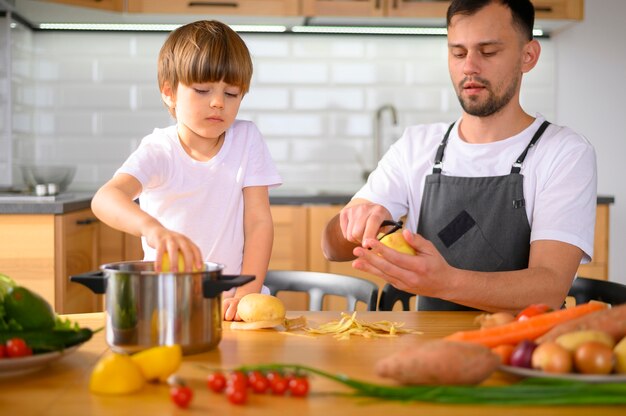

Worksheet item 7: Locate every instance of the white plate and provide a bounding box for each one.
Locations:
[0,345,80,378]
[499,365,626,383]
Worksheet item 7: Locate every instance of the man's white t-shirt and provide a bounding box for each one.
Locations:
[117,119,282,274]
[354,114,597,263]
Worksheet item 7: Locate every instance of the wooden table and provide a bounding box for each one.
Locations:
[1,311,624,415]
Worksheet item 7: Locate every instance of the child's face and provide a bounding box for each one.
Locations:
[167,81,243,142]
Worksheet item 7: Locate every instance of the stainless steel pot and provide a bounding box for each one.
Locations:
[71,261,254,355]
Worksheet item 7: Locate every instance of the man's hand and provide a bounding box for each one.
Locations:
[339,201,393,245]
[352,229,453,299]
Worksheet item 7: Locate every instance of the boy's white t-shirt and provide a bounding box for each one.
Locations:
[117,119,282,274]
[354,114,597,263]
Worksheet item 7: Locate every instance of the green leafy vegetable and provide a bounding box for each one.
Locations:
[228,363,626,405]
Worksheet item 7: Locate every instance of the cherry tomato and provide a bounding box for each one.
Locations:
[516,304,552,321]
[226,385,248,405]
[228,370,248,389]
[207,371,227,393]
[0,344,6,359]
[574,341,615,374]
[269,374,289,395]
[248,371,269,394]
[288,376,310,397]
[170,385,193,409]
[6,338,32,358]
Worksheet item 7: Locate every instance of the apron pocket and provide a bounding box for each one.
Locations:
[439,214,504,271]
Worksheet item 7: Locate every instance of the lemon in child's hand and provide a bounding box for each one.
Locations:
[379,231,416,255]
[89,353,145,395]
[160,252,200,272]
[131,344,183,382]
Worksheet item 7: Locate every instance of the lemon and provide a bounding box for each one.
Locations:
[131,344,183,382]
[160,252,201,272]
[89,353,145,395]
[379,231,416,255]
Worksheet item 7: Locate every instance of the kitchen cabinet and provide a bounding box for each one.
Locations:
[126,0,299,16]
[38,0,125,12]
[302,0,584,20]
[576,203,610,281]
[0,208,140,314]
[268,205,308,271]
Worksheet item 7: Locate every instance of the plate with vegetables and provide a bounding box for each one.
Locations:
[498,365,626,383]
[0,272,94,377]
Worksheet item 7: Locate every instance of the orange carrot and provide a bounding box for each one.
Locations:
[445,302,608,348]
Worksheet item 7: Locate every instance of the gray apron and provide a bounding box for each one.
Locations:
[416,121,550,311]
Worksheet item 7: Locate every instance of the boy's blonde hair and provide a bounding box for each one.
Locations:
[157,20,253,117]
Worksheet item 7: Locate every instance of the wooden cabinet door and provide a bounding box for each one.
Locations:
[532,0,584,20]
[127,0,299,15]
[54,208,103,314]
[577,204,609,280]
[0,214,56,309]
[269,206,308,270]
[40,0,124,12]
[302,0,385,17]
[386,0,450,18]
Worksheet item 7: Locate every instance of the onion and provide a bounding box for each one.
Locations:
[510,340,538,368]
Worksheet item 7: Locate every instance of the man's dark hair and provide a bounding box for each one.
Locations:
[446,0,535,41]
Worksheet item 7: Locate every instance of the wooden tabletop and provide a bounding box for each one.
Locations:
[1,311,624,415]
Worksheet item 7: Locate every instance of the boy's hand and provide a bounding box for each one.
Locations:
[222,297,242,321]
[144,226,203,272]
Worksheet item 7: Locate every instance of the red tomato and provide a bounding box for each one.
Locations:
[170,385,193,409]
[269,374,289,395]
[228,371,248,389]
[516,304,552,321]
[207,371,227,393]
[6,338,32,358]
[288,376,310,397]
[0,344,6,359]
[226,385,248,405]
[248,371,269,394]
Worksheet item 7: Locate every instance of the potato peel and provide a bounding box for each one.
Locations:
[305,312,422,340]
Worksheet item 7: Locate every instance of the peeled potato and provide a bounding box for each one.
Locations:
[232,294,286,329]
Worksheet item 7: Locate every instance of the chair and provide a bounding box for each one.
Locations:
[567,276,626,306]
[378,283,415,311]
[264,270,379,311]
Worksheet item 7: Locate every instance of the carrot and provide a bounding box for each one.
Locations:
[445,302,608,348]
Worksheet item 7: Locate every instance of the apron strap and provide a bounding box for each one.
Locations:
[433,122,456,174]
[511,120,550,174]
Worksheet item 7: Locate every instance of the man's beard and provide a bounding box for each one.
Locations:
[456,74,519,117]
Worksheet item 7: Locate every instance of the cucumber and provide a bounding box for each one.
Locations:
[0,328,93,353]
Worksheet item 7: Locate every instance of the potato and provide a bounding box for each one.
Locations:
[614,336,626,374]
[538,304,626,344]
[531,342,573,374]
[375,339,500,385]
[236,293,285,326]
[555,330,615,352]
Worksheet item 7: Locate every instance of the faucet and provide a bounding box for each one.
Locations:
[371,104,398,172]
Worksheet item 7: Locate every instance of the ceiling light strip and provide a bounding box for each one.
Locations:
[35,23,544,37]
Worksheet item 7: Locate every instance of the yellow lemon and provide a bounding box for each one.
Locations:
[131,344,183,382]
[379,231,416,255]
[89,353,145,395]
[160,252,200,272]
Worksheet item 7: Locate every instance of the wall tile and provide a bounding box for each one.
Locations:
[256,62,328,84]
[292,88,364,110]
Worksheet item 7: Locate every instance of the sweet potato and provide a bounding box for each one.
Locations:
[375,339,500,385]
[537,304,626,344]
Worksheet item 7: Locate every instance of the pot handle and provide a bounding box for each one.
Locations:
[202,274,255,299]
[70,271,107,294]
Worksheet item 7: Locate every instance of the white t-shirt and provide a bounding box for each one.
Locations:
[354,114,597,263]
[117,120,283,273]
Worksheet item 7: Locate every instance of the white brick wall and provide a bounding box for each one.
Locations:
[1,25,556,194]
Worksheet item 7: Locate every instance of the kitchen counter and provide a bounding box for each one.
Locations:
[0,192,614,214]
[1,311,624,415]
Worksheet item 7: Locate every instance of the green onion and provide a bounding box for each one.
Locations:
[232,363,626,405]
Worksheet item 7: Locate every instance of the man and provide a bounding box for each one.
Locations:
[321,0,597,313]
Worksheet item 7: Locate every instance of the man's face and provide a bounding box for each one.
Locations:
[447,2,529,117]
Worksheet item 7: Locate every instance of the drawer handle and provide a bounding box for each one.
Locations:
[535,6,554,13]
[188,1,239,7]
[76,217,99,225]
